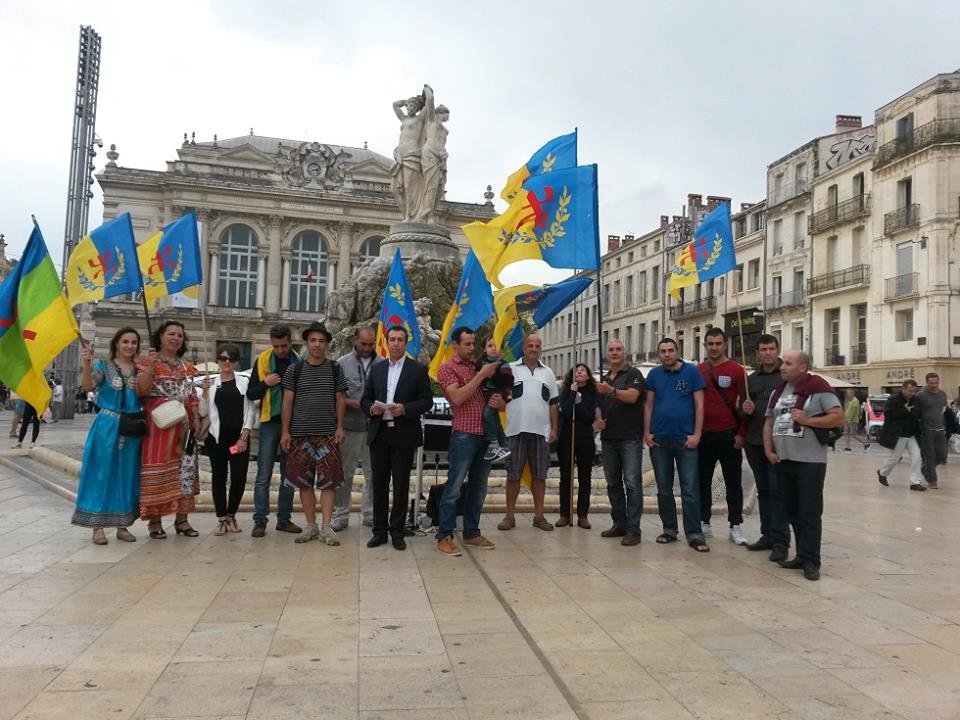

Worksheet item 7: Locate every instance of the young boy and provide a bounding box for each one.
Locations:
[479,338,513,461]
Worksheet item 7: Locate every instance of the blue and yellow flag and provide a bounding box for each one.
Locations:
[376,250,422,359]
[137,213,203,310]
[501,131,578,202]
[428,251,494,380]
[0,222,79,413]
[493,277,593,360]
[65,213,143,307]
[466,164,600,287]
[667,202,736,300]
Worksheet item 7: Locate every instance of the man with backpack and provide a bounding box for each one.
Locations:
[280,321,348,546]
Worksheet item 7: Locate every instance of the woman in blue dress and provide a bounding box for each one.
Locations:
[71,327,144,544]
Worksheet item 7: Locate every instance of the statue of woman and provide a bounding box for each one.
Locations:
[391,90,427,223]
[418,85,449,223]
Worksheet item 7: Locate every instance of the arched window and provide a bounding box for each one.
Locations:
[358,235,383,264]
[289,230,329,312]
[218,224,259,308]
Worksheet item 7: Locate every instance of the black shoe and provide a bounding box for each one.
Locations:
[877,471,889,486]
[910,484,927,491]
[803,564,821,581]
[601,525,627,538]
[276,521,303,534]
[746,538,773,551]
[251,523,266,538]
[927,480,939,489]
[620,530,642,546]
[392,536,407,550]
[769,546,788,563]
[366,535,388,548]
[778,557,805,569]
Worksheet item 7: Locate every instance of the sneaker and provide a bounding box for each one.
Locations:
[843,447,852,452]
[213,517,228,536]
[251,523,266,538]
[483,446,498,461]
[910,484,927,492]
[601,525,626,538]
[463,535,495,549]
[532,517,554,531]
[494,445,512,460]
[12,442,21,449]
[276,520,303,534]
[701,522,713,538]
[295,525,320,543]
[877,470,889,486]
[729,525,748,546]
[320,527,341,546]
[497,516,516,531]
[227,515,241,533]
[362,516,374,527]
[436,537,462,557]
[330,518,348,532]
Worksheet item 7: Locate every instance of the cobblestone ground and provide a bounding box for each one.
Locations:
[1,412,959,719]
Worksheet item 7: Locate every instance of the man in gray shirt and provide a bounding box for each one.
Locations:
[333,326,384,529]
[763,350,843,581]
[915,372,948,489]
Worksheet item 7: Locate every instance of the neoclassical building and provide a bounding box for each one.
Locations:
[92,133,493,366]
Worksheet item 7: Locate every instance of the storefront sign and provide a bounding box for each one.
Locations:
[885,368,915,382]
[835,370,861,383]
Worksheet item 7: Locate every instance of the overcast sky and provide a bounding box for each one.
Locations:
[2,0,959,286]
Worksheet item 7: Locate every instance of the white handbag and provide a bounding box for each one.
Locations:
[151,400,187,429]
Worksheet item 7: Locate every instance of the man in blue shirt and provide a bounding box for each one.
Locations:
[643,337,709,552]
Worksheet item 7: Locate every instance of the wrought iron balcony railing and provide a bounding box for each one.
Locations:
[884,204,920,235]
[764,289,806,311]
[668,295,716,319]
[808,194,870,234]
[849,345,867,365]
[808,264,870,295]
[874,118,960,168]
[824,349,845,366]
[884,272,919,301]
[768,178,810,207]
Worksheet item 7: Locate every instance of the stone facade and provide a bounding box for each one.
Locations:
[92,133,493,365]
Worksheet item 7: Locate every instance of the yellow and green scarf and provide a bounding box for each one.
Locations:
[257,347,300,422]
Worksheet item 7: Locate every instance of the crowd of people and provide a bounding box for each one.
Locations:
[9,318,954,582]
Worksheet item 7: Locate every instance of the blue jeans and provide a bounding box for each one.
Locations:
[651,438,703,542]
[436,431,491,541]
[601,439,643,532]
[253,420,295,525]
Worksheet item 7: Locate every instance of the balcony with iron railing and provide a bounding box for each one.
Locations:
[824,348,844,366]
[874,118,960,168]
[808,264,870,296]
[768,178,810,207]
[764,289,806,311]
[849,345,867,365]
[884,204,919,235]
[668,295,716,319]
[884,272,919,301]
[808,194,870,234]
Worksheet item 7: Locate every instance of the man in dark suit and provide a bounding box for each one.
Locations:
[361,325,433,550]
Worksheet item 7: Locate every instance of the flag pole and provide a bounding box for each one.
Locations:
[733,290,751,401]
[569,268,580,523]
[139,292,153,339]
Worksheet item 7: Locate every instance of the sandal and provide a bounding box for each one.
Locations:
[656,533,677,544]
[689,540,710,553]
[174,520,199,537]
[148,521,167,540]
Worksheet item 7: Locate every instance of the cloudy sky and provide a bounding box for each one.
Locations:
[2,0,959,284]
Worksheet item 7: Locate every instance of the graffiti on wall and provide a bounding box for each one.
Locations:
[819,130,876,173]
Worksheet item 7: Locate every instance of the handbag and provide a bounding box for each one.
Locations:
[152,400,187,430]
[115,362,147,437]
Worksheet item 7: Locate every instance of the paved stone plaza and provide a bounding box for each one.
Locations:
[0,419,959,720]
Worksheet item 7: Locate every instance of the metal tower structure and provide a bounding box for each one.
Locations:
[57,25,102,420]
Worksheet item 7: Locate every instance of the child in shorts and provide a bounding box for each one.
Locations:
[479,338,513,461]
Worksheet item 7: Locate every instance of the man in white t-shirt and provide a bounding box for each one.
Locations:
[498,334,559,532]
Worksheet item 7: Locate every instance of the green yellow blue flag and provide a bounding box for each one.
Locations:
[493,277,593,360]
[376,250,421,359]
[64,213,143,307]
[668,202,736,300]
[501,131,578,202]
[428,251,494,380]
[137,213,202,309]
[466,164,600,286]
[0,222,80,413]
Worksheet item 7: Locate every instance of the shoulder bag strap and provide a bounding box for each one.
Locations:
[705,363,741,421]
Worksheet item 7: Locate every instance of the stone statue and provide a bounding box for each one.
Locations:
[391,84,448,223]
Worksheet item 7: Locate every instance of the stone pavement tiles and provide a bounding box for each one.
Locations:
[0,447,958,719]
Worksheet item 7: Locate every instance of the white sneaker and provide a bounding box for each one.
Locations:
[701,522,713,538]
[320,527,341,546]
[12,442,21,449]
[483,446,498,461]
[213,518,228,536]
[295,525,320,543]
[729,525,748,546]
[330,518,348,532]
[495,445,512,460]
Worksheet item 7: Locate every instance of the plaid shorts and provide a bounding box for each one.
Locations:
[505,432,551,482]
[284,435,344,491]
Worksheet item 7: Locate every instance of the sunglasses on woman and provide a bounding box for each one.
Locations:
[218,356,238,362]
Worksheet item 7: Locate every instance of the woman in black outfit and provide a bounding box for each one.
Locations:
[557,363,603,529]
[13,402,41,448]
[199,344,257,535]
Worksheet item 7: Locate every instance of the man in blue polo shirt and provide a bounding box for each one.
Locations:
[643,337,709,552]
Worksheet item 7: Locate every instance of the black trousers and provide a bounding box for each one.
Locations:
[776,460,825,567]
[744,443,789,548]
[369,428,416,539]
[18,404,40,444]
[557,430,594,517]
[205,427,250,517]
[698,429,743,526]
